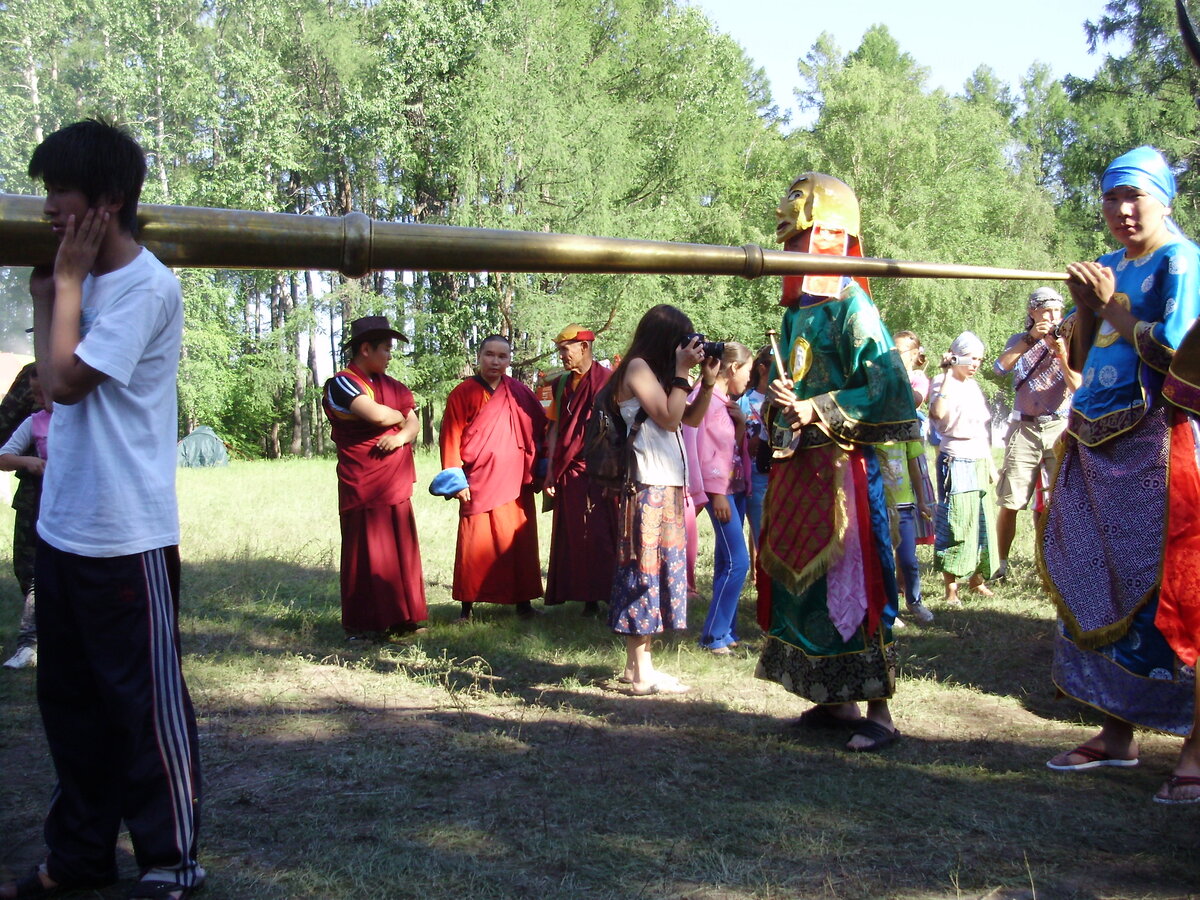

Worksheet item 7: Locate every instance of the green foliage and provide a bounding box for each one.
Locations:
[791,28,1064,371]
[5,0,1200,444]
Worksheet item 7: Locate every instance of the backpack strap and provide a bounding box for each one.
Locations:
[617,405,653,556]
[621,406,650,493]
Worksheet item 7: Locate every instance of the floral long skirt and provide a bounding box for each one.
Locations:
[609,484,688,636]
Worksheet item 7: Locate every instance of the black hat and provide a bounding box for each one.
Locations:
[343,315,408,348]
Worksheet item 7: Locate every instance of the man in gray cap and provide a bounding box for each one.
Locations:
[992,286,1081,578]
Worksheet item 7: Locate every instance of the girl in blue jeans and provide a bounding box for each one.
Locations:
[691,342,752,654]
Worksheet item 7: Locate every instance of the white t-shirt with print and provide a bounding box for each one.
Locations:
[38,248,183,557]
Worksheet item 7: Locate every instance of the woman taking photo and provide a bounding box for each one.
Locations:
[1041,147,1200,804]
[928,331,998,606]
[609,304,717,695]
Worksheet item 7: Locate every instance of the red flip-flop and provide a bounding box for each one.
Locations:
[1046,744,1139,771]
[1153,774,1200,805]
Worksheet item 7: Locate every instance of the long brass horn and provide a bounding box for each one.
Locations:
[1,193,1068,282]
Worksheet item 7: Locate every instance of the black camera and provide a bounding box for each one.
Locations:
[681,333,725,360]
[1051,323,1064,340]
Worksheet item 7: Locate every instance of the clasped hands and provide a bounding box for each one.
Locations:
[767,375,814,430]
[1065,260,1117,316]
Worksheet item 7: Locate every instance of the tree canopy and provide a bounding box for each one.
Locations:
[1,0,1196,451]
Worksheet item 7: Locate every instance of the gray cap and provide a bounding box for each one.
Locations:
[1028,286,1064,308]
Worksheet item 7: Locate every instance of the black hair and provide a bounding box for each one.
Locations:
[477,334,512,354]
[28,118,146,236]
[349,336,393,361]
[610,304,694,392]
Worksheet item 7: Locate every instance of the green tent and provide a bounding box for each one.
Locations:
[177,426,229,468]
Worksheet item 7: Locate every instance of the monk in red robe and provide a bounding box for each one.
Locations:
[323,316,427,636]
[543,324,617,615]
[440,335,547,621]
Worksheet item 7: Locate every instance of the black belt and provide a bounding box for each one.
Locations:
[1018,413,1063,424]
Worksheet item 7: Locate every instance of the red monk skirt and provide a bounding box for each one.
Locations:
[544,468,618,606]
[340,499,427,632]
[453,491,543,604]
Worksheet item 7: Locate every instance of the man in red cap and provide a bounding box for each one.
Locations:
[323,315,427,638]
[543,324,616,616]
[440,335,546,621]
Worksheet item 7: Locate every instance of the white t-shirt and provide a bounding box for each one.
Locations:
[38,248,183,557]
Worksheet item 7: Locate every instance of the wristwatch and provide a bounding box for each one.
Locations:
[671,377,693,392]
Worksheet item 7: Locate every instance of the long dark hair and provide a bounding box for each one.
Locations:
[611,304,694,393]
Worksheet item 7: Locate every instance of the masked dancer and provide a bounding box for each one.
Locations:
[756,174,920,752]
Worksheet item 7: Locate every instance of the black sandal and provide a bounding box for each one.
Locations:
[790,704,863,730]
[846,718,901,752]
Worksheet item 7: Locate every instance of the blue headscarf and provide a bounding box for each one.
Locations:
[1101,146,1176,207]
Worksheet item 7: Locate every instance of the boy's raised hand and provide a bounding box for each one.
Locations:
[54,209,108,284]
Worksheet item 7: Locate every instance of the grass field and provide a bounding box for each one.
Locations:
[0,451,1197,900]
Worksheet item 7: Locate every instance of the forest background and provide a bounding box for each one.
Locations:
[0,0,1196,457]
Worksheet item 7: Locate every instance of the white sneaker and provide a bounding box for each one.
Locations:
[907,602,935,625]
[3,646,36,669]
[892,616,906,630]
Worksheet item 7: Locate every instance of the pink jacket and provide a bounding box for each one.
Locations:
[690,386,751,498]
[681,423,707,509]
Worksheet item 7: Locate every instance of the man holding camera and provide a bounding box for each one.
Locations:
[992,286,1081,578]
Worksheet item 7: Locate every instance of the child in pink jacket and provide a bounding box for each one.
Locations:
[691,343,752,653]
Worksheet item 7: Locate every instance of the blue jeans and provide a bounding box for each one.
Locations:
[746,469,769,547]
[895,505,921,606]
[701,493,749,649]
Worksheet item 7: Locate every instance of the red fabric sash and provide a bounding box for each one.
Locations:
[323,364,416,512]
[1156,410,1200,667]
[758,443,841,595]
[548,363,610,485]
[460,376,546,516]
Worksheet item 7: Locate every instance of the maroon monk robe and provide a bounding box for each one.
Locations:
[544,364,618,606]
[441,375,547,604]
[324,363,427,632]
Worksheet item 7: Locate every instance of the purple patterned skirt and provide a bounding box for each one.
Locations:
[1041,406,1194,734]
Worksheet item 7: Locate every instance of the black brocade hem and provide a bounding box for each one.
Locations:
[755,635,896,703]
[1068,404,1146,447]
[811,395,920,445]
[1135,320,1174,374]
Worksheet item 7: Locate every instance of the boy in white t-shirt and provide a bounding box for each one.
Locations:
[0,120,203,900]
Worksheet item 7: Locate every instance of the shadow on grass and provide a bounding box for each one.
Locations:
[6,683,1194,900]
[6,557,1196,899]
[176,554,1104,730]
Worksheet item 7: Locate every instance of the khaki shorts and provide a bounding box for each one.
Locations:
[995,417,1067,509]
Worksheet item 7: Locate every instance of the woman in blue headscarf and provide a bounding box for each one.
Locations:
[1040,146,1200,802]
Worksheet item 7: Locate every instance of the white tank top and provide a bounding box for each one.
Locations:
[619,396,686,486]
